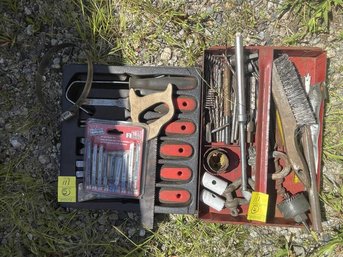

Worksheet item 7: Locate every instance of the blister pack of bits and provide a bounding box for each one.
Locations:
[79,119,147,201]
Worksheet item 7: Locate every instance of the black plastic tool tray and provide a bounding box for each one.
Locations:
[60,64,202,214]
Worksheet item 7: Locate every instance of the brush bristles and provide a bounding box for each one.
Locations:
[274,54,316,126]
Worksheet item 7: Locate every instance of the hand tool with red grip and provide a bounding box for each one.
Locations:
[164,120,196,136]
[158,188,191,205]
[154,96,197,113]
[160,142,193,158]
[160,166,192,182]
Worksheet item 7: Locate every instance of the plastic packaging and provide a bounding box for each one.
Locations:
[78,119,147,201]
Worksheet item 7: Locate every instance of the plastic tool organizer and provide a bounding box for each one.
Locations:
[60,65,202,214]
[198,46,327,228]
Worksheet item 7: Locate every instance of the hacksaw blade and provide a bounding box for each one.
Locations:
[139,138,158,229]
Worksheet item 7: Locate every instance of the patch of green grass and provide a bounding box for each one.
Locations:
[72,0,262,65]
[279,0,343,44]
[280,0,343,34]
[0,0,19,13]
[321,175,343,215]
[339,30,343,40]
[323,82,343,161]
[0,156,153,256]
[71,0,119,62]
[138,215,248,257]
[0,11,20,48]
[315,231,343,256]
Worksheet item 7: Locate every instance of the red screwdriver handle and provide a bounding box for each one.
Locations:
[160,166,192,181]
[175,96,197,112]
[159,188,191,204]
[164,120,196,135]
[160,143,193,158]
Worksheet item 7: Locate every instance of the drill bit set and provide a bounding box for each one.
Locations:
[201,34,259,216]
[77,119,146,201]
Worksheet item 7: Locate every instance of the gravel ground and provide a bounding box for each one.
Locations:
[1,0,342,256]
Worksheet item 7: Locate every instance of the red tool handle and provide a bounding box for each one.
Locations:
[160,166,192,181]
[175,96,197,112]
[164,120,196,135]
[159,188,191,204]
[160,143,193,158]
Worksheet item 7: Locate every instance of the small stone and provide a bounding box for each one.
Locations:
[25,25,34,36]
[10,136,25,149]
[250,230,258,237]
[327,48,336,58]
[293,246,305,256]
[51,64,61,69]
[53,57,60,65]
[311,37,321,45]
[0,118,5,128]
[38,155,49,165]
[127,212,134,219]
[139,228,146,237]
[24,7,32,15]
[160,48,172,61]
[98,216,107,225]
[170,55,178,64]
[259,31,265,40]
[109,212,118,221]
[322,233,331,243]
[27,233,33,240]
[327,35,335,42]
[1,238,7,245]
[127,227,136,237]
[21,107,28,116]
[51,39,58,46]
[0,58,4,64]
[186,38,193,47]
[5,123,12,131]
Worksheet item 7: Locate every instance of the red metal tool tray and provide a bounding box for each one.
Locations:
[198,46,327,227]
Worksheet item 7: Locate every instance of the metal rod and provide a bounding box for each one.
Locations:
[97,145,104,188]
[235,33,249,194]
[91,144,98,189]
[303,126,323,232]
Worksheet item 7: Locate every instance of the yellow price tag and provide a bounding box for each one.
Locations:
[247,192,269,222]
[293,173,300,184]
[58,176,76,202]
